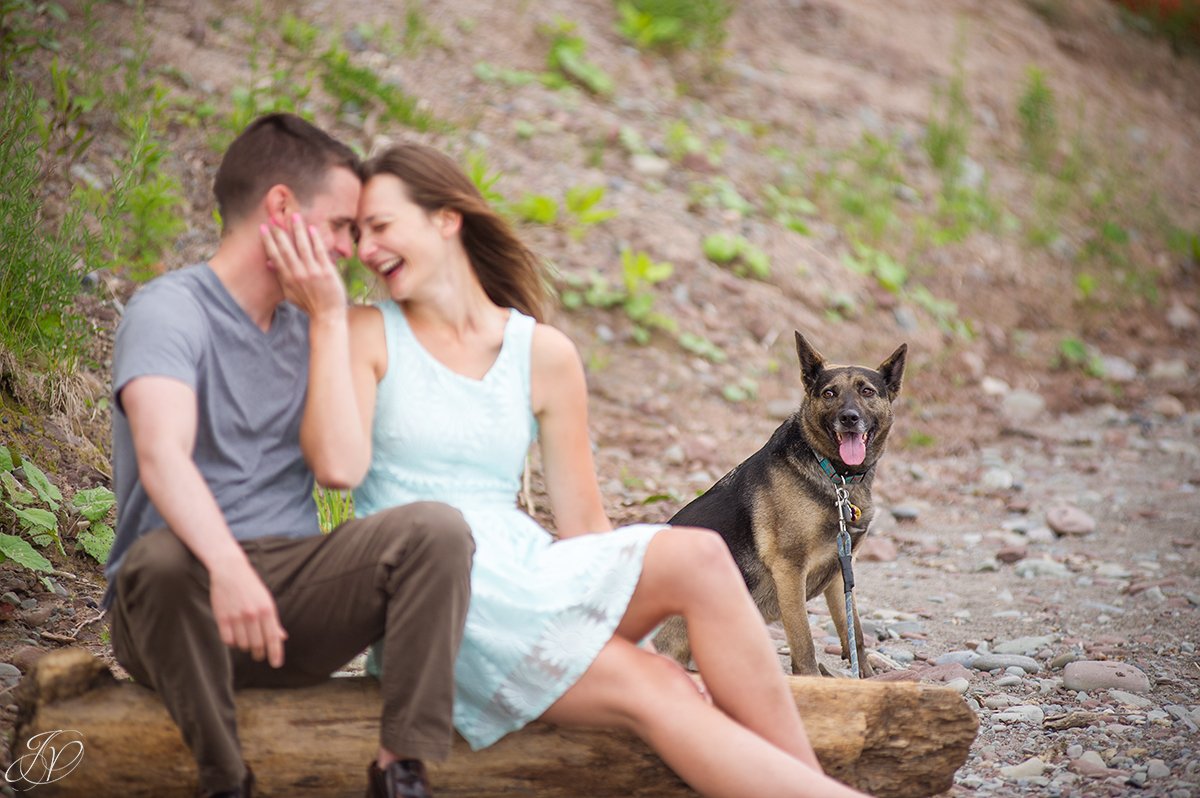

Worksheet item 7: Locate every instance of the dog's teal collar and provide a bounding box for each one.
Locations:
[817,456,870,484]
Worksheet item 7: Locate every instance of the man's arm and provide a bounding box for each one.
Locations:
[122,376,288,667]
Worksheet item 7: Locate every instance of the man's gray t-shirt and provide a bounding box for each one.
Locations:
[105,263,320,606]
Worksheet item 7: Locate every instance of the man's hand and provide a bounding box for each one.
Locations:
[261,213,347,322]
[209,554,288,668]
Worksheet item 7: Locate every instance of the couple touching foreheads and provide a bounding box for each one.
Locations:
[105,113,870,798]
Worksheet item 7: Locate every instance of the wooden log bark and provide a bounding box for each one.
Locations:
[12,648,977,797]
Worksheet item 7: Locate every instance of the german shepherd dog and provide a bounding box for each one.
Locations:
[655,331,906,677]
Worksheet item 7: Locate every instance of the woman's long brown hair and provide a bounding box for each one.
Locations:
[361,144,549,322]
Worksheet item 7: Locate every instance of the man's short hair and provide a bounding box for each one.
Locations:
[213,113,361,230]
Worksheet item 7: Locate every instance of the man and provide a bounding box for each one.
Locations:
[105,113,472,798]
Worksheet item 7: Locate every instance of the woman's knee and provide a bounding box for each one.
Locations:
[650,526,741,594]
[620,651,708,729]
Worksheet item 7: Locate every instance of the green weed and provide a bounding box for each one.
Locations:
[542,18,613,95]
[0,445,115,574]
[924,44,970,180]
[0,78,92,376]
[677,331,727,363]
[702,232,771,279]
[315,486,354,533]
[320,44,442,130]
[721,376,758,403]
[564,185,617,238]
[1057,337,1105,378]
[1017,66,1057,171]
[614,0,732,57]
[465,150,506,207]
[0,0,66,71]
[514,193,559,225]
[843,242,907,294]
[559,250,675,344]
[761,184,817,235]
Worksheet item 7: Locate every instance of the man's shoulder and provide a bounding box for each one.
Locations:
[123,265,212,322]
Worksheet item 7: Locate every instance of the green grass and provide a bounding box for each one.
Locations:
[1018,66,1057,171]
[0,77,93,377]
[614,0,732,66]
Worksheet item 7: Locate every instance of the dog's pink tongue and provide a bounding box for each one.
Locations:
[838,432,867,465]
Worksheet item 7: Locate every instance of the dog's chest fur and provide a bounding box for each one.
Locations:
[749,478,873,616]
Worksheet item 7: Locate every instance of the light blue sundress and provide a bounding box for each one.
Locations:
[354,301,664,750]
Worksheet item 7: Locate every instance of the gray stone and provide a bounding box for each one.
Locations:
[1099,355,1137,382]
[1107,689,1152,708]
[981,468,1015,491]
[1062,660,1150,693]
[973,653,1042,673]
[945,677,970,694]
[996,705,1045,724]
[1147,759,1171,779]
[1001,757,1047,779]
[1025,525,1056,543]
[993,635,1057,656]
[1015,558,1069,578]
[936,650,979,668]
[1066,744,1083,759]
[1142,585,1167,603]
[1070,751,1109,776]
[889,505,920,521]
[995,675,1024,687]
[1149,359,1188,380]
[0,663,20,690]
[663,444,686,466]
[1165,705,1200,731]
[631,154,670,178]
[1150,395,1186,418]
[985,694,1015,709]
[1001,390,1045,424]
[1046,505,1096,536]
[1166,301,1198,331]
[1095,562,1132,579]
[981,376,1010,396]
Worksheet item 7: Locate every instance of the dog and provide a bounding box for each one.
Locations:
[655,331,906,677]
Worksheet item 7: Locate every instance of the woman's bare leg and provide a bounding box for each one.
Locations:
[614,526,820,766]
[542,637,869,798]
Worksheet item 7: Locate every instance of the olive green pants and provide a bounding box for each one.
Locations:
[108,502,473,795]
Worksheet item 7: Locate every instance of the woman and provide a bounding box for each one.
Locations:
[262,144,870,798]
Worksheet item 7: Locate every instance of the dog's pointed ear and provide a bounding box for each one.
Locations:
[794,331,826,395]
[877,343,907,399]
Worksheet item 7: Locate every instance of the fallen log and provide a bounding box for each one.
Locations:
[12,648,977,797]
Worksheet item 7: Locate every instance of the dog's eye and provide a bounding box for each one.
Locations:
[862,387,876,397]
[822,388,835,398]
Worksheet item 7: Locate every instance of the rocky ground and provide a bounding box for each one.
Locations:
[2,0,1199,795]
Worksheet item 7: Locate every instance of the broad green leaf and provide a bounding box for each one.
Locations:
[0,534,53,573]
[78,522,115,564]
[2,472,35,505]
[20,461,62,511]
[71,487,117,522]
[0,445,13,472]
[6,503,58,533]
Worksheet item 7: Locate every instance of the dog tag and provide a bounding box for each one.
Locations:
[840,502,862,524]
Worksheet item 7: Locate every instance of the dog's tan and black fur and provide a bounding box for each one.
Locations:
[655,331,906,677]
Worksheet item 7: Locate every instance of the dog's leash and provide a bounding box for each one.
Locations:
[833,474,862,679]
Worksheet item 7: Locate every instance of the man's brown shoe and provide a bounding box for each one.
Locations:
[366,759,433,798]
